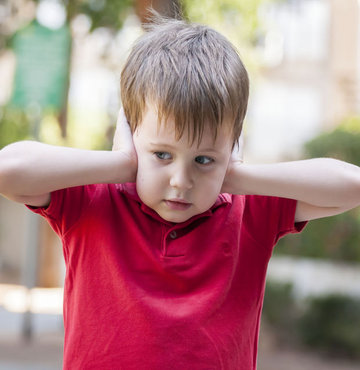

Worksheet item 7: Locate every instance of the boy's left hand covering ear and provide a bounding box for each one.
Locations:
[221,133,244,194]
[230,133,244,165]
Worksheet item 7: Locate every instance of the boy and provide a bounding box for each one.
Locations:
[1,14,360,370]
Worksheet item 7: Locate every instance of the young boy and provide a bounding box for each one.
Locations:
[1,15,360,370]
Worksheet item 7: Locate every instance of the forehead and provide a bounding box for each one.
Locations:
[136,104,233,151]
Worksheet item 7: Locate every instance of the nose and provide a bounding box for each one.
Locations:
[169,164,193,190]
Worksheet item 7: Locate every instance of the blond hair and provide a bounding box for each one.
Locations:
[121,13,249,148]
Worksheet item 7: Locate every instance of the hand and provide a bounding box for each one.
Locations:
[112,107,138,182]
[221,133,244,194]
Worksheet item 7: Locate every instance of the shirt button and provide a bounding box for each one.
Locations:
[169,230,177,239]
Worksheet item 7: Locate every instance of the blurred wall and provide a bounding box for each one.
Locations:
[0,197,64,287]
[326,0,360,128]
[0,197,26,281]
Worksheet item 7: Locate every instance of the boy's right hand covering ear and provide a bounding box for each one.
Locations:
[112,107,138,182]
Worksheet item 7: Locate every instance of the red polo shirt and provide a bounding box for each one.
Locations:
[28,183,306,369]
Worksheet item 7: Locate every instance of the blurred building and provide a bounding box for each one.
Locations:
[246,0,360,162]
[326,0,360,127]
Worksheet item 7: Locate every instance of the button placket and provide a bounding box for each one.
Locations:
[161,227,178,256]
[169,230,177,239]
[161,224,167,256]
[161,228,183,257]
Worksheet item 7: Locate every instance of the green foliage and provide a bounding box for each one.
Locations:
[1,0,134,150]
[262,281,360,358]
[304,120,360,166]
[276,119,360,262]
[2,0,133,59]
[183,0,270,73]
[0,107,31,149]
[183,0,268,45]
[29,0,134,30]
[276,210,360,262]
[299,295,360,358]
[68,0,133,31]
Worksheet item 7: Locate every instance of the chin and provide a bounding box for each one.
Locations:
[160,213,190,223]
[157,210,194,223]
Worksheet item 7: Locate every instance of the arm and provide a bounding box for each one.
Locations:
[0,109,137,207]
[222,158,360,222]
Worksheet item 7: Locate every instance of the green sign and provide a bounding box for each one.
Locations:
[11,20,71,111]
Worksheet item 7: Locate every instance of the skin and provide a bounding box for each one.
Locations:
[132,104,234,223]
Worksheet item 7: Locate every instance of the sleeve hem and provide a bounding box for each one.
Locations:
[275,199,308,243]
[25,190,61,218]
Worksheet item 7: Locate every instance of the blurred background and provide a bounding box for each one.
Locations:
[0,0,360,369]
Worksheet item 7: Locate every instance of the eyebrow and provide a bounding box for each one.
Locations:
[149,142,221,154]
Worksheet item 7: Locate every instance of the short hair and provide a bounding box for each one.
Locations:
[120,12,249,149]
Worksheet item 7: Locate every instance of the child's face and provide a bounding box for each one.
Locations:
[133,104,233,223]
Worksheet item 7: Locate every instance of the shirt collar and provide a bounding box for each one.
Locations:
[116,182,232,226]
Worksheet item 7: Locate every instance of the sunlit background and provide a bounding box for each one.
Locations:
[0,0,360,369]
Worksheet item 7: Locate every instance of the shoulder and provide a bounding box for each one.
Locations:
[226,193,301,232]
[242,194,297,213]
[221,193,295,215]
[26,184,125,233]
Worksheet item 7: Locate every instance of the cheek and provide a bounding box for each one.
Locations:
[209,164,228,185]
[136,161,152,188]
[136,156,166,192]
[202,168,228,198]
[134,152,150,189]
[197,171,225,197]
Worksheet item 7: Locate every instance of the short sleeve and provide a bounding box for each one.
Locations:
[243,195,307,250]
[25,185,98,237]
[273,197,307,243]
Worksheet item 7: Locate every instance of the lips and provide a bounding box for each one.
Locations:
[165,199,192,211]
[168,198,190,204]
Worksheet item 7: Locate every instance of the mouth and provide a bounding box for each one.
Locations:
[165,199,192,211]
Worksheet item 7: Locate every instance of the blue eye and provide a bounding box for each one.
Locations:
[195,156,214,165]
[154,152,172,160]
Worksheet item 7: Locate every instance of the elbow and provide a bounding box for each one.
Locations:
[0,160,22,196]
[355,174,360,207]
[343,164,360,209]
[0,142,29,195]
